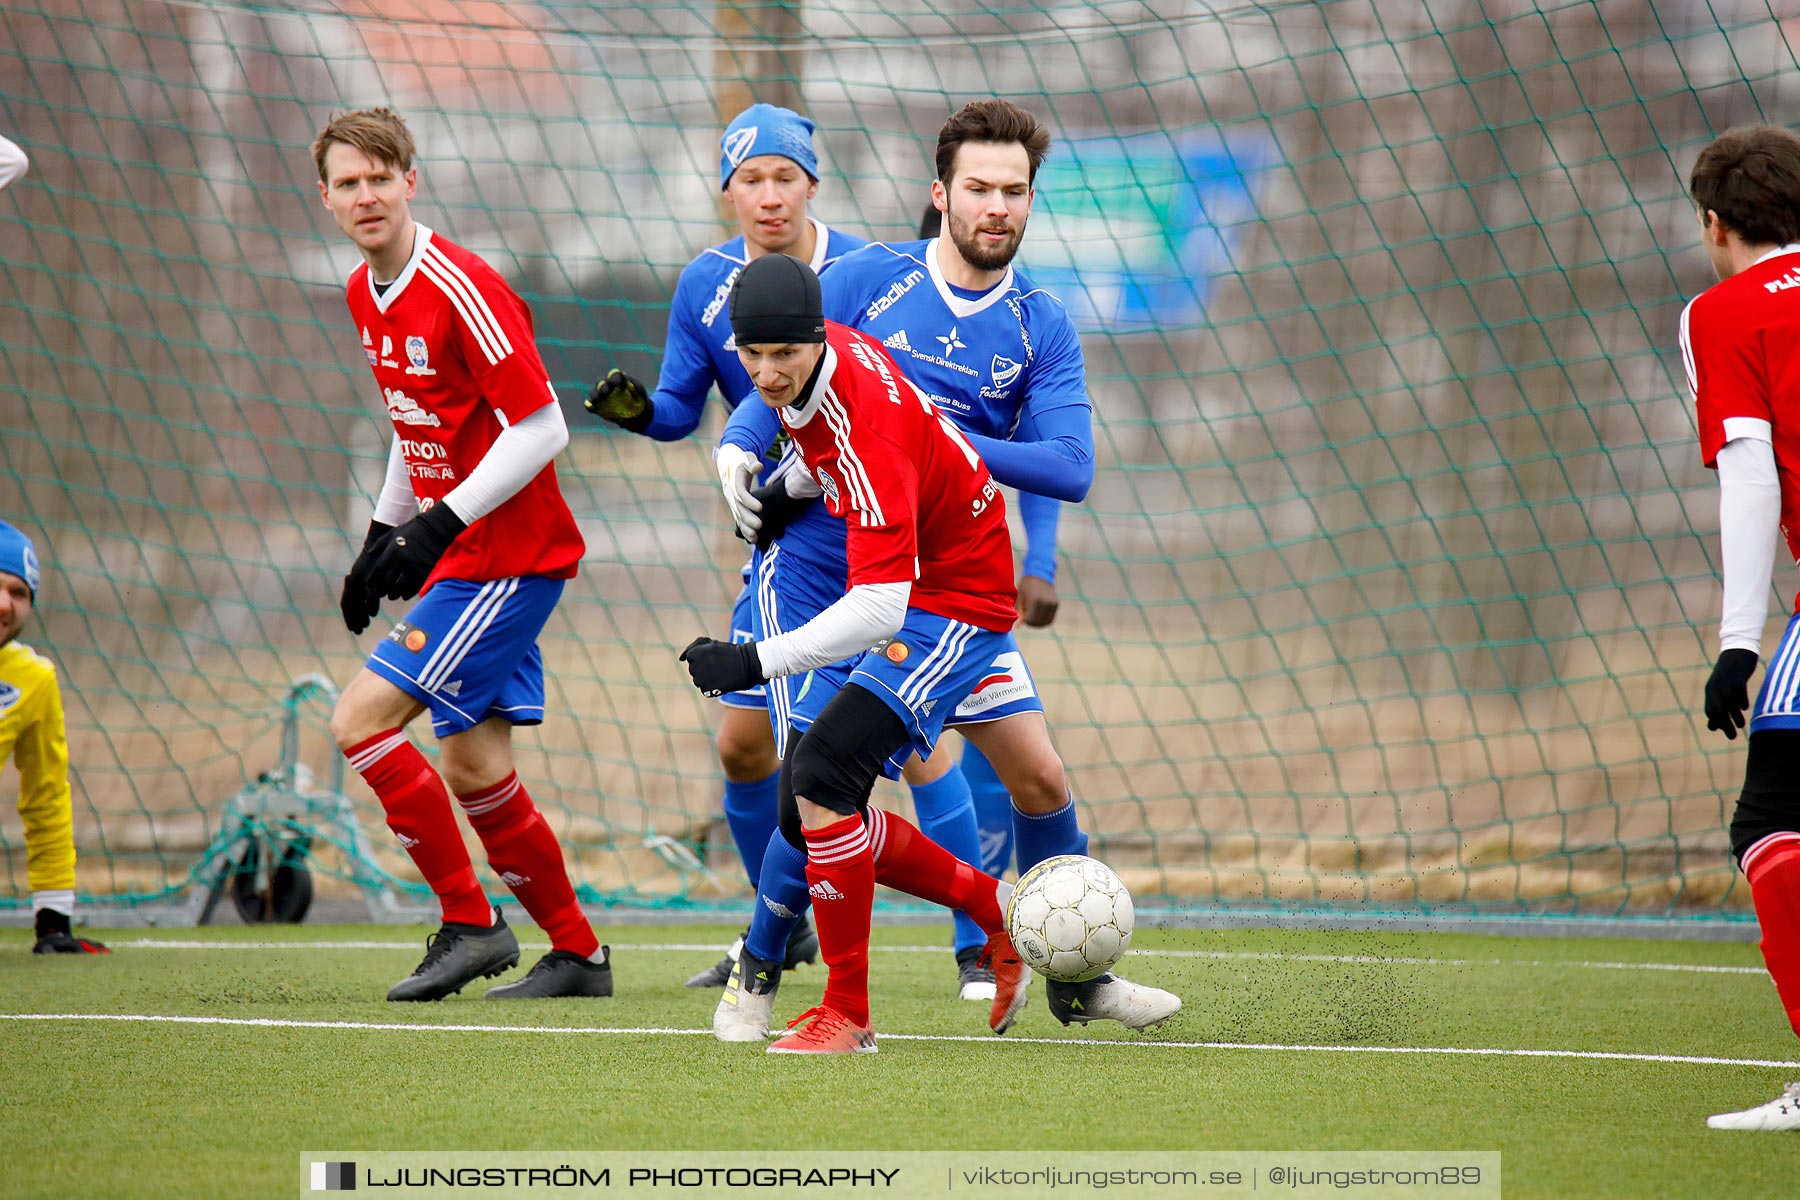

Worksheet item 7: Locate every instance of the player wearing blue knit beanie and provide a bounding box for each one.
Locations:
[582,102,866,987]
[0,519,109,954]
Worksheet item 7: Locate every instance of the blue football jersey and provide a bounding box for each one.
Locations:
[819,239,1089,446]
[650,219,865,580]
[818,238,1092,582]
[645,218,868,441]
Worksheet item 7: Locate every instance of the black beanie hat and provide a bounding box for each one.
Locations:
[730,253,826,346]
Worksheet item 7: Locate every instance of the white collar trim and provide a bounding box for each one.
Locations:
[1752,243,1800,267]
[927,236,1013,318]
[806,217,831,271]
[367,223,433,313]
[712,217,831,270]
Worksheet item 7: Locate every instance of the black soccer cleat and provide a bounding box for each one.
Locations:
[689,916,818,988]
[783,914,819,971]
[485,947,613,999]
[387,908,520,1002]
[32,909,109,955]
[32,930,111,955]
[955,944,996,1001]
[684,929,744,988]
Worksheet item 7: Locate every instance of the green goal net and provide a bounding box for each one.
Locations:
[1,0,1790,925]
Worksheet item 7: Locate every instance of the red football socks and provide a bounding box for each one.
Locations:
[865,807,1005,933]
[458,772,599,959]
[803,815,876,1027]
[1745,834,1800,1040]
[344,729,490,927]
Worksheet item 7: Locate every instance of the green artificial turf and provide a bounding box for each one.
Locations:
[1,923,1793,1198]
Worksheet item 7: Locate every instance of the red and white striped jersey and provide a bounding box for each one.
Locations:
[345,226,583,587]
[1682,243,1800,570]
[777,321,1017,631]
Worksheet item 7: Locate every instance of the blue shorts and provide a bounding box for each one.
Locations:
[718,563,766,710]
[848,612,1014,779]
[757,544,1042,761]
[754,543,852,747]
[366,576,563,738]
[1752,610,1800,734]
[945,644,1043,726]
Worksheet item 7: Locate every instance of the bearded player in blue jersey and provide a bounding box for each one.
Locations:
[716,99,1181,1034]
[913,200,1032,887]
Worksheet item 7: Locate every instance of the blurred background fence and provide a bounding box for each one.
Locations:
[2,0,1796,925]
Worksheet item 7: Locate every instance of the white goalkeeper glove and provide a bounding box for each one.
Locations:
[715,444,763,542]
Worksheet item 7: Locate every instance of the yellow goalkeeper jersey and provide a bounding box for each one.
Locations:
[0,640,75,896]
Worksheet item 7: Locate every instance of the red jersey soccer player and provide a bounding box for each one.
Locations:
[1682,125,1800,1129]
[313,108,610,1002]
[678,254,1030,1053]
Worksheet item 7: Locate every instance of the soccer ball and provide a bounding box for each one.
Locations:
[1005,854,1134,982]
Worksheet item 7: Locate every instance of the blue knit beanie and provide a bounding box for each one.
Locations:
[0,520,40,598]
[720,104,819,190]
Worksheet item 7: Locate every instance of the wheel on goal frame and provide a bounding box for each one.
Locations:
[228,834,314,924]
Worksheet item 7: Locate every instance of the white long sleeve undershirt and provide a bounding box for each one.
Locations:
[755,581,911,680]
[1717,434,1782,654]
[374,400,569,526]
[373,437,415,526]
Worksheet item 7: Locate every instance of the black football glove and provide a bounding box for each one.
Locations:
[32,908,109,955]
[679,636,767,698]
[365,504,468,601]
[1705,648,1760,740]
[586,368,656,433]
[746,478,815,550]
[340,520,395,634]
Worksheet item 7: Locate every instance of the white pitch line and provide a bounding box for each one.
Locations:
[1,1011,1794,1070]
[107,938,1766,976]
[0,1012,710,1036]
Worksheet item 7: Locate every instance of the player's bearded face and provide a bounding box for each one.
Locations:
[941,142,1034,272]
[0,574,30,649]
[728,156,819,257]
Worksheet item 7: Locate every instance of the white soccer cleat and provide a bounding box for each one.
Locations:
[712,949,781,1043]
[1045,973,1181,1032]
[1708,1082,1800,1130]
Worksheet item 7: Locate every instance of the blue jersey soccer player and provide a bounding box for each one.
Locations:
[583,104,862,985]
[909,195,1061,879]
[720,100,1180,1032]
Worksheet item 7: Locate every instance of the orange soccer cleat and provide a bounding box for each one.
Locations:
[766,1005,877,1055]
[982,930,1030,1034]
